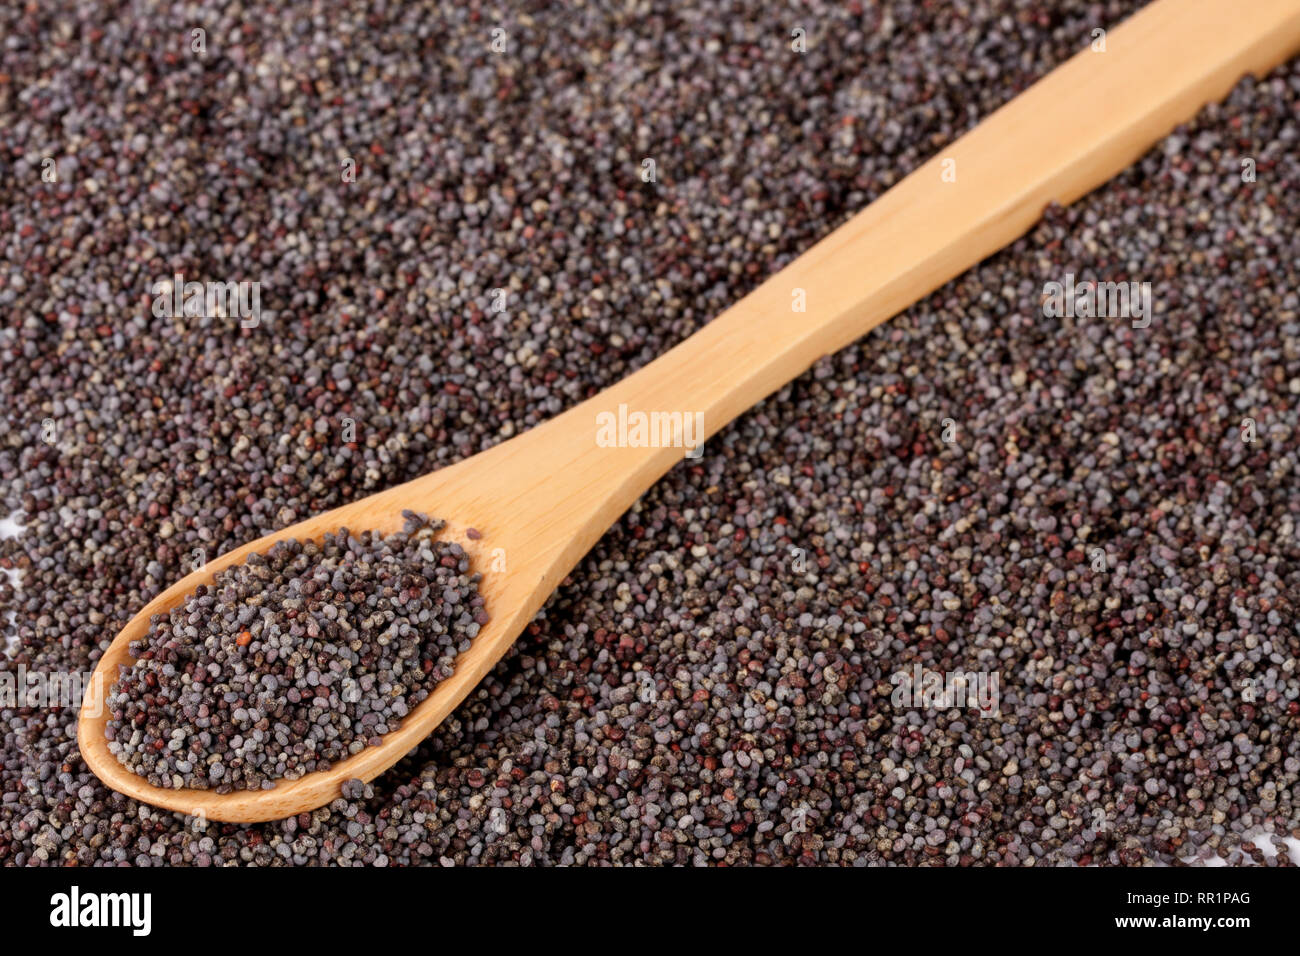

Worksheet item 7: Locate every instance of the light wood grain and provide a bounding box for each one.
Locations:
[78,0,1300,822]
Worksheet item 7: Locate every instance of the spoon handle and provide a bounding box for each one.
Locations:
[516,0,1300,498]
[401,0,1300,617]
[427,0,1300,599]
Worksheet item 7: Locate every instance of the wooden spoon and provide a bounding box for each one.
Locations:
[78,0,1300,822]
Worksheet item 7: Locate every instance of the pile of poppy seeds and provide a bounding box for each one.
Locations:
[105,513,485,792]
[2,0,1298,866]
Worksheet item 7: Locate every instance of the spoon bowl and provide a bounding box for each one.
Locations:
[77,417,637,822]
